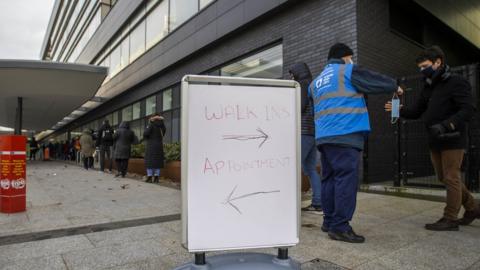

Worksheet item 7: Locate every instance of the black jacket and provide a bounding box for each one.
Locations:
[97,123,114,147]
[289,63,315,136]
[143,119,166,168]
[401,66,474,150]
[113,122,138,159]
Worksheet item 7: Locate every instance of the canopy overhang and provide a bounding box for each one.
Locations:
[0,60,107,135]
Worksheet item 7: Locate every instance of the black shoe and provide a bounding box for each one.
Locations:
[145,176,152,183]
[302,204,323,213]
[425,218,459,231]
[321,225,329,233]
[328,229,365,243]
[153,176,159,183]
[458,206,480,226]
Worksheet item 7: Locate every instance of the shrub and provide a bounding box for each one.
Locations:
[164,142,181,162]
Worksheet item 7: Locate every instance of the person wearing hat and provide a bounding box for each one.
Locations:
[310,43,403,243]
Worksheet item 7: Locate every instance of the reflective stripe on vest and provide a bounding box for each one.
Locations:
[314,65,364,105]
[315,107,368,118]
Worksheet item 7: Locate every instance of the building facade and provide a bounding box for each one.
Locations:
[41,0,480,183]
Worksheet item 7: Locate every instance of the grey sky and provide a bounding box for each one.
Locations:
[0,0,55,60]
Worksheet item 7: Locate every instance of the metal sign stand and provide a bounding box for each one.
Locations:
[175,248,300,270]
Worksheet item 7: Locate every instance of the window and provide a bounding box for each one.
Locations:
[172,109,180,142]
[120,35,129,68]
[221,44,283,79]
[200,0,214,9]
[163,89,172,111]
[162,111,172,143]
[169,0,198,31]
[172,87,180,108]
[146,95,156,116]
[146,0,169,49]
[112,111,119,125]
[106,113,113,125]
[110,45,121,76]
[133,102,141,120]
[130,119,144,139]
[389,0,423,45]
[122,106,133,122]
[129,20,146,62]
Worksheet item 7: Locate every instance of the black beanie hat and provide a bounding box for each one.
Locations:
[328,43,354,60]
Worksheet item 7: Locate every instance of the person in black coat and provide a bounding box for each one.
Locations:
[29,137,39,161]
[289,63,322,213]
[143,113,167,183]
[113,121,138,178]
[386,46,480,231]
[97,120,115,172]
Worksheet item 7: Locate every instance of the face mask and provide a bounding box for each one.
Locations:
[420,65,435,78]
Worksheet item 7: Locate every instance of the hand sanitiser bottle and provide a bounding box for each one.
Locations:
[391,92,400,124]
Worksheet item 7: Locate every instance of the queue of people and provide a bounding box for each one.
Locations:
[30,114,167,183]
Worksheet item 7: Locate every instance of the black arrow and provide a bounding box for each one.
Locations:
[222,128,269,148]
[222,185,280,214]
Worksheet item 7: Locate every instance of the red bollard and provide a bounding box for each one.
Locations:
[0,135,27,213]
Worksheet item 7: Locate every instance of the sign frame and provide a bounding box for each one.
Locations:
[181,75,301,252]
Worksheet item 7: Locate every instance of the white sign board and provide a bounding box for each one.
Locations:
[181,75,300,252]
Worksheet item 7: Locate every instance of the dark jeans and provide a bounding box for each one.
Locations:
[318,144,360,233]
[83,157,94,170]
[301,135,321,206]
[99,145,113,172]
[116,159,129,176]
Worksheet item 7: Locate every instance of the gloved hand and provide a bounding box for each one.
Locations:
[429,123,460,140]
[429,124,446,138]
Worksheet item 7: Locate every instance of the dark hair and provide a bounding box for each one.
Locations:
[416,45,445,64]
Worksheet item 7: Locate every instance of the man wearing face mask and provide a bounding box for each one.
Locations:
[311,43,403,243]
[385,46,480,231]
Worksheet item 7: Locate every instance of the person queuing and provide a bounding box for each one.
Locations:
[29,137,39,161]
[385,46,480,231]
[143,113,167,183]
[96,120,115,173]
[113,121,138,178]
[289,63,322,213]
[74,136,81,163]
[310,43,403,243]
[80,129,95,170]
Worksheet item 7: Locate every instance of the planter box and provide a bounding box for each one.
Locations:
[164,161,181,183]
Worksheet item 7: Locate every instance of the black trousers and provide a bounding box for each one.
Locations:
[99,145,113,172]
[83,157,94,170]
[116,159,129,176]
[30,149,37,160]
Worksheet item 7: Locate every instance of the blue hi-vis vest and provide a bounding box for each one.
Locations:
[310,63,371,140]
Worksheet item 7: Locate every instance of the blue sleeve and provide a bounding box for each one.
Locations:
[351,65,398,94]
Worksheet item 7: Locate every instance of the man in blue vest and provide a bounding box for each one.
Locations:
[310,43,403,243]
